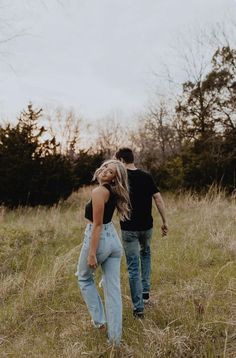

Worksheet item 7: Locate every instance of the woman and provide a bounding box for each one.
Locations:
[75,159,130,346]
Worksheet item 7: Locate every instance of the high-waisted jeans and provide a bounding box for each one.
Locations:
[75,222,123,346]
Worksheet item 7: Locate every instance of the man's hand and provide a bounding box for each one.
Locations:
[87,253,98,269]
[161,223,168,237]
[153,193,168,237]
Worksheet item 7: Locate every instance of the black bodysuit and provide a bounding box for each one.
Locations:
[85,184,116,224]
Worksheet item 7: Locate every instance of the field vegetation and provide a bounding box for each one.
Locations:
[0,188,236,357]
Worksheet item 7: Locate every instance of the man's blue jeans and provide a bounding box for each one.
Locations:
[76,222,123,346]
[121,229,153,312]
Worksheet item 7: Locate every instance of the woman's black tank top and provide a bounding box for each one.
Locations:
[84,184,116,224]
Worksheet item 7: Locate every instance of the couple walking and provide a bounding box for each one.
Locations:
[75,148,168,346]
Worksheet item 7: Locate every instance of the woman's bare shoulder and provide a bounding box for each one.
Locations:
[92,185,109,198]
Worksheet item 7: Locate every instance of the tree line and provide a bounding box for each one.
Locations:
[133,46,236,193]
[0,104,104,207]
[0,46,235,207]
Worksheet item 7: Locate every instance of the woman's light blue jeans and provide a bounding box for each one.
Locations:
[75,222,123,346]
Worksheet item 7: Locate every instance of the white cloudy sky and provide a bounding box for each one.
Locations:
[0,0,236,124]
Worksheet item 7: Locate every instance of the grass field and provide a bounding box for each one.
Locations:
[0,188,236,357]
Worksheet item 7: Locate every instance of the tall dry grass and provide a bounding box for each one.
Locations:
[0,188,235,357]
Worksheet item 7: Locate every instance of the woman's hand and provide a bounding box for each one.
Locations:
[87,252,98,269]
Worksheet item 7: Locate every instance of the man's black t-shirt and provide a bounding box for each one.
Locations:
[120,169,159,231]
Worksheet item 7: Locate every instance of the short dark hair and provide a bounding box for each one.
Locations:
[115,147,134,164]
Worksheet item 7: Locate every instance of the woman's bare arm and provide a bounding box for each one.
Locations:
[87,186,109,268]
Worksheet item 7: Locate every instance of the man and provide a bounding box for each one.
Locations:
[115,147,168,318]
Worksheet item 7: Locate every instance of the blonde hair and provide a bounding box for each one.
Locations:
[93,159,131,221]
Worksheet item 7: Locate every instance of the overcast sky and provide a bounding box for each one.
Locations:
[0,0,236,124]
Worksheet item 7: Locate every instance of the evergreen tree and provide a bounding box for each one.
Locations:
[0,104,75,207]
[73,149,105,188]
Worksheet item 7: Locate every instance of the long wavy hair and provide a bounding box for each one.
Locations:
[93,159,131,221]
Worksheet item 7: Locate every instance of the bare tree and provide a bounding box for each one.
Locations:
[131,99,180,170]
[46,108,82,156]
[94,113,132,158]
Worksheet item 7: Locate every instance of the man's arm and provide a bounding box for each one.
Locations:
[153,192,168,237]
